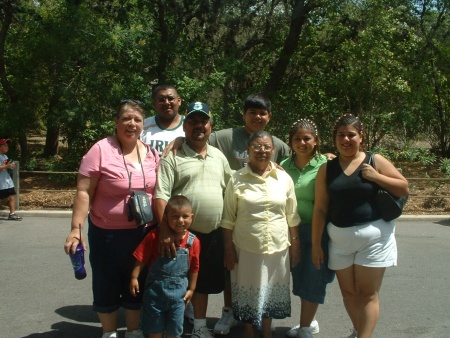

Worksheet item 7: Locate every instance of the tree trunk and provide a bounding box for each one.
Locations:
[262,0,314,96]
[43,96,61,157]
[18,119,29,159]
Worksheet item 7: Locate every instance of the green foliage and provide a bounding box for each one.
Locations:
[22,158,38,171]
[416,149,437,166]
[0,0,449,170]
[370,146,393,161]
[439,158,450,177]
[372,146,436,166]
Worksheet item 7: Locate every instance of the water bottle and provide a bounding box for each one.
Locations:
[69,224,87,280]
[69,244,87,280]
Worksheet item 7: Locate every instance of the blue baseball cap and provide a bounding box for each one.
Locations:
[186,102,212,119]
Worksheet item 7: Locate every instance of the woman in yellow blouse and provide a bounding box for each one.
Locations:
[220,130,301,338]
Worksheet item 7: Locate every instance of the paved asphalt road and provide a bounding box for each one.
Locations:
[0,212,449,338]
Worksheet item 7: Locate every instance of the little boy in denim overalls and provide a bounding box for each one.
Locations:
[130,195,200,338]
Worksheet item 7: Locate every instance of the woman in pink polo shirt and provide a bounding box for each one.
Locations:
[64,100,159,338]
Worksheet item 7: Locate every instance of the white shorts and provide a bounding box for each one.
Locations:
[327,219,397,270]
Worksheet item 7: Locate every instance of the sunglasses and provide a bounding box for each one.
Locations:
[121,99,145,107]
[156,96,178,103]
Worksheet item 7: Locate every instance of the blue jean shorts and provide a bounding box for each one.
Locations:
[88,218,147,313]
[291,223,335,304]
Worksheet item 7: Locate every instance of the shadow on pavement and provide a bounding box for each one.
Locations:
[435,218,450,226]
[22,305,125,338]
[22,321,100,338]
[55,305,98,323]
[181,319,290,337]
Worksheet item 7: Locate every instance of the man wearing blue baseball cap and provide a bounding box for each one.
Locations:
[154,102,233,338]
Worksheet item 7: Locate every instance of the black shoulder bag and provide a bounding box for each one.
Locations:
[368,153,408,222]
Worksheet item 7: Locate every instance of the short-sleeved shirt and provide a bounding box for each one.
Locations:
[79,137,159,229]
[141,115,185,155]
[280,154,327,224]
[155,143,233,234]
[220,163,301,254]
[133,228,200,273]
[0,154,14,190]
[208,127,290,170]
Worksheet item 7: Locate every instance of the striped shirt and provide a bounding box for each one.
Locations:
[155,143,233,234]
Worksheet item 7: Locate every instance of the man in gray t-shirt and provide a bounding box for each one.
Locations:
[209,94,289,170]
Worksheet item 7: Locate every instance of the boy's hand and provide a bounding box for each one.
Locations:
[130,278,139,297]
[184,289,194,304]
[3,161,14,169]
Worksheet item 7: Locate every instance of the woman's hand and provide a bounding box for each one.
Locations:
[325,153,336,160]
[289,240,300,267]
[64,228,86,254]
[224,242,238,271]
[363,154,409,197]
[311,245,324,270]
[361,163,379,182]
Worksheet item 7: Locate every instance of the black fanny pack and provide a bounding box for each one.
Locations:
[128,190,153,227]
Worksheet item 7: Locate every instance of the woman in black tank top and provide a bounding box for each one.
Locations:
[311,114,409,338]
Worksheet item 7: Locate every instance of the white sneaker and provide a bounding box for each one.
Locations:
[310,320,319,334]
[347,328,357,338]
[125,329,145,338]
[101,332,117,338]
[286,320,320,337]
[213,307,238,335]
[192,326,214,338]
[184,302,195,325]
[297,327,314,338]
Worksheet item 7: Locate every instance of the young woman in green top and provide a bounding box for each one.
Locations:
[281,119,335,338]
